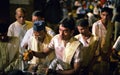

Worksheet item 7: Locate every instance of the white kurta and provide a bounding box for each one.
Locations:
[48,34,82,70]
[27,33,54,65]
[48,34,81,64]
[92,20,107,39]
[75,34,91,47]
[7,21,27,43]
[21,26,55,48]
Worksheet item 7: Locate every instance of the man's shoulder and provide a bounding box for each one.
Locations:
[46,33,53,40]
[27,28,33,32]
[45,26,55,37]
[26,28,33,34]
[52,34,59,39]
[45,26,52,30]
[91,35,100,42]
[93,20,101,25]
[25,20,33,29]
[91,34,98,39]
[70,37,82,45]
[74,34,81,39]
[50,34,60,42]
[118,36,120,39]
[8,21,17,28]
[25,20,32,24]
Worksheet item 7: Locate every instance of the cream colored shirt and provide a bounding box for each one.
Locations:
[75,34,100,67]
[48,34,82,63]
[7,21,32,43]
[92,20,107,39]
[75,34,91,47]
[28,33,54,64]
[21,26,55,48]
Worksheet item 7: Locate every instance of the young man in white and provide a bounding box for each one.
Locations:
[92,7,113,75]
[92,7,113,44]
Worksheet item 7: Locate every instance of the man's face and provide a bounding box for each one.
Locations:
[32,16,39,22]
[77,25,88,35]
[16,11,25,25]
[33,30,45,41]
[100,11,109,24]
[32,16,44,22]
[59,24,73,40]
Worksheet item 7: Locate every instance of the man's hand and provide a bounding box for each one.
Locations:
[23,50,33,61]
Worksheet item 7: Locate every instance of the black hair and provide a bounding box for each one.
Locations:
[101,7,113,15]
[59,17,75,30]
[76,19,89,27]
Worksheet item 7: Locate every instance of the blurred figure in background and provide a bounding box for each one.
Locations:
[0,34,20,75]
[92,7,113,75]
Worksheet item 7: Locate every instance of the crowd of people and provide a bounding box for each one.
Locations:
[1,0,120,75]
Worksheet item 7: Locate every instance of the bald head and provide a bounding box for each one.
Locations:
[15,7,26,15]
[15,7,26,25]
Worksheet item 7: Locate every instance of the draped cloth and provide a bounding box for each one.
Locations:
[0,37,20,72]
[27,34,55,74]
[101,22,114,55]
[49,38,81,70]
[28,34,54,65]
[63,38,80,64]
[80,35,100,67]
[92,22,114,75]
[28,36,38,64]
[74,35,100,75]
